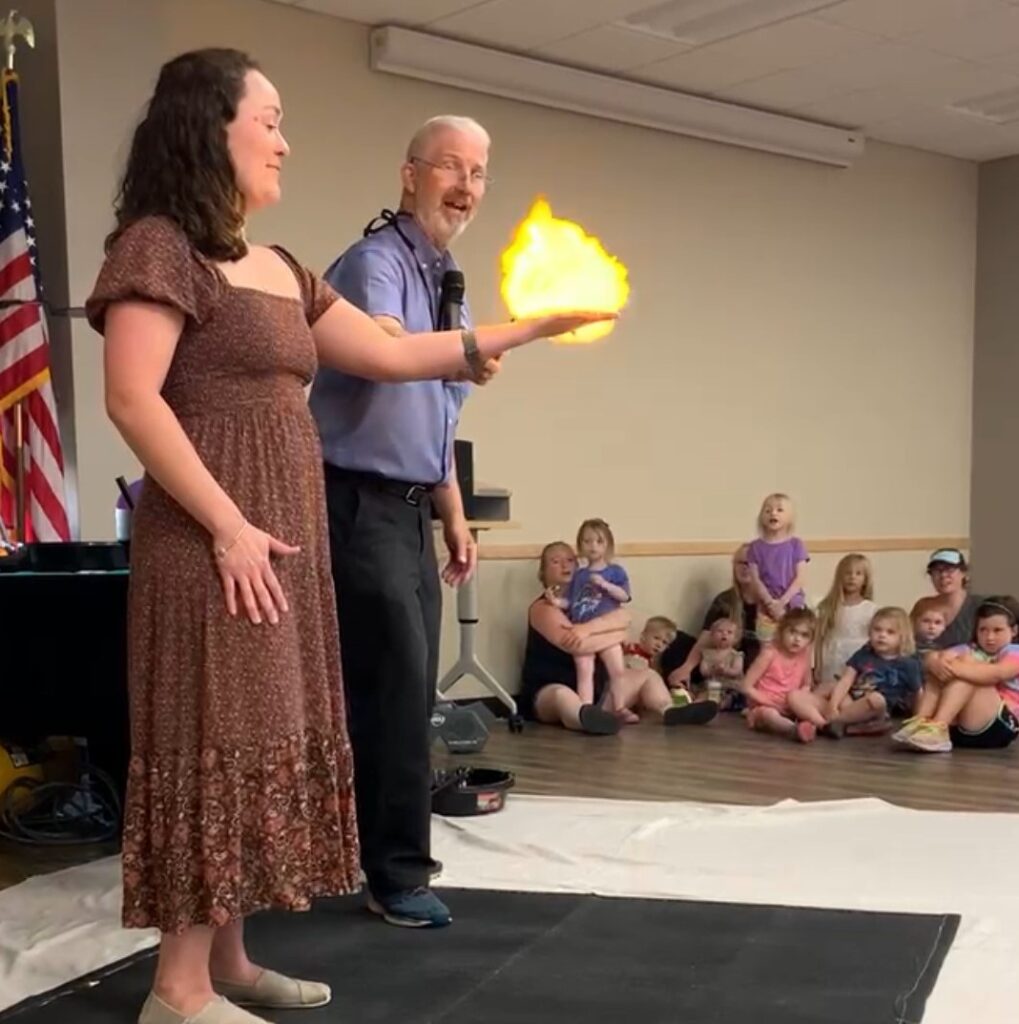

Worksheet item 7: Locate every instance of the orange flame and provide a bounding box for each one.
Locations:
[500,198,629,343]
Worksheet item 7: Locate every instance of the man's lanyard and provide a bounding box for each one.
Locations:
[363,208,442,330]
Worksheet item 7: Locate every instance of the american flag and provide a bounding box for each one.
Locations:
[0,68,69,542]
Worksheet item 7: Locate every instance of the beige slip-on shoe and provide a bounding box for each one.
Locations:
[213,969,331,1009]
[139,992,274,1024]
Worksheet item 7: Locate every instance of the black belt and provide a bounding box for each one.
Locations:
[326,465,435,507]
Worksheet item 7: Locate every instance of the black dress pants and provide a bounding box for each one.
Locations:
[324,465,441,897]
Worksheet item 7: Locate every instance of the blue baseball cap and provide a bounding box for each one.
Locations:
[927,548,966,570]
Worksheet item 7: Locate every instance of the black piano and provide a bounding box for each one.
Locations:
[0,542,130,801]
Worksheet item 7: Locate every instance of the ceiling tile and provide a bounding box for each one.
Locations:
[870,106,1016,158]
[806,39,963,91]
[981,48,1019,74]
[902,4,1019,60]
[532,24,690,72]
[295,0,482,22]
[795,87,932,128]
[815,0,1003,39]
[636,15,875,93]
[897,61,1019,107]
[715,64,851,109]
[428,0,656,50]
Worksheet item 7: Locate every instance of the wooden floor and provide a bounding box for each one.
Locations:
[3,714,1015,893]
[435,712,1019,813]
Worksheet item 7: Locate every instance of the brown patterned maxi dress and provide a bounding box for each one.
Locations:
[86,216,360,933]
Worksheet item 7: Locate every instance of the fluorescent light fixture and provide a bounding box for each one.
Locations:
[369,26,864,167]
[620,0,845,46]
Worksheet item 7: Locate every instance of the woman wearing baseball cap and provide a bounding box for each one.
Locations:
[911,548,982,652]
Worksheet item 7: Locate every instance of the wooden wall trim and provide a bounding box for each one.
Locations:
[478,537,970,562]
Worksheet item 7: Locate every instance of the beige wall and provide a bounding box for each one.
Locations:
[38,0,976,695]
[972,155,1019,597]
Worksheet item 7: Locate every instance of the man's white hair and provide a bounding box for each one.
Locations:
[405,115,491,160]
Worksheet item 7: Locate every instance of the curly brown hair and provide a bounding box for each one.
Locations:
[107,48,258,260]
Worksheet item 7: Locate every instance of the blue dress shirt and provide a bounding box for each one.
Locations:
[309,214,470,485]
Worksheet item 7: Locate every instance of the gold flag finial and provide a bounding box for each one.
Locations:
[1,10,34,72]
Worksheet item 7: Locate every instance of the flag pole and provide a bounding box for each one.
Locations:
[13,400,23,540]
[1,11,33,72]
[1,10,33,542]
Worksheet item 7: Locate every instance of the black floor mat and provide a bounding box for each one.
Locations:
[2,888,958,1024]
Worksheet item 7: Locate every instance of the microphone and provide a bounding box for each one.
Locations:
[440,269,465,331]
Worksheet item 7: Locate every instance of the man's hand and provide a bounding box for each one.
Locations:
[441,518,477,587]
[450,356,502,386]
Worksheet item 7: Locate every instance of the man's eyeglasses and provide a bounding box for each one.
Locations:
[410,155,492,187]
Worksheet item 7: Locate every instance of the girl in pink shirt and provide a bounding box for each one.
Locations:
[743,608,829,743]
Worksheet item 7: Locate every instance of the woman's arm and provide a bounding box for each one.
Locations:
[105,302,240,539]
[667,630,708,687]
[104,302,297,624]
[313,300,612,381]
[747,563,773,607]
[529,601,626,656]
[579,607,633,635]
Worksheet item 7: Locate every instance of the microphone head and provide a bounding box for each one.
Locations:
[441,269,465,304]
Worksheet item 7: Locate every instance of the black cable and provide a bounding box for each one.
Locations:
[0,764,121,846]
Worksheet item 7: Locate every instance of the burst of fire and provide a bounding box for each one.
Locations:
[500,198,629,344]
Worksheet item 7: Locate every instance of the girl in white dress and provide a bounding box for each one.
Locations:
[814,554,875,693]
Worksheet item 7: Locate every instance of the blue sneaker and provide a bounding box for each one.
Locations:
[367,887,452,928]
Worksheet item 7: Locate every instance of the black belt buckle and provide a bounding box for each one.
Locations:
[403,484,427,506]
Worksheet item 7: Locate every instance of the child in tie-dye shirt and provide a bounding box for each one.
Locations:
[894,596,1019,753]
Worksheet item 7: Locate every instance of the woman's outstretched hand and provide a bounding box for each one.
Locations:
[530,310,618,339]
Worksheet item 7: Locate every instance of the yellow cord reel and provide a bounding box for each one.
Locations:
[0,742,45,812]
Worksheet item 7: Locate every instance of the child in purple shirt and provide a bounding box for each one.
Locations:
[546,518,633,720]
[747,492,809,643]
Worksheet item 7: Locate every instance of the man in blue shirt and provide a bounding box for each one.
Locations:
[310,115,495,929]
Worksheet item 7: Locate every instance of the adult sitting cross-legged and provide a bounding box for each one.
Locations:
[518,542,718,733]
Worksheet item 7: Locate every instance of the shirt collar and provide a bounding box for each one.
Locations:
[397,212,455,269]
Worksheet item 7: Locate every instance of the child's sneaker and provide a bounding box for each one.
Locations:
[904,721,952,753]
[670,687,692,707]
[891,716,924,745]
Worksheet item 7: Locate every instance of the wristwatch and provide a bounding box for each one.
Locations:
[461,328,486,376]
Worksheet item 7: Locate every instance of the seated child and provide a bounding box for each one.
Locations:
[623,615,677,671]
[911,597,947,653]
[742,608,828,744]
[625,616,698,708]
[698,617,745,710]
[894,596,1019,753]
[825,607,921,737]
[546,518,633,720]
